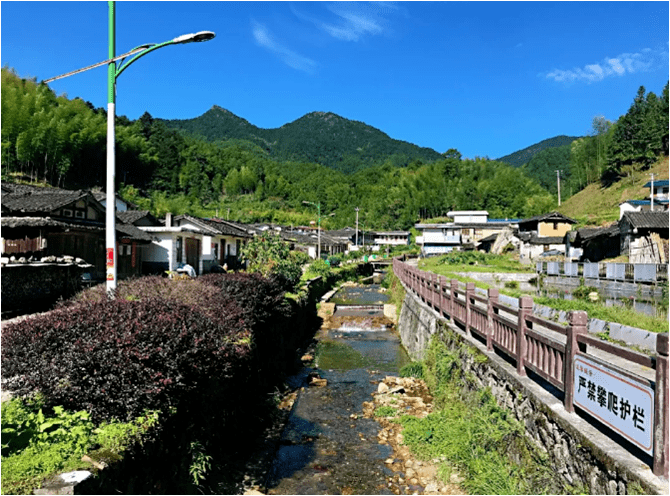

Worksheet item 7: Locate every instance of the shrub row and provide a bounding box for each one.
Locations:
[1,273,300,424]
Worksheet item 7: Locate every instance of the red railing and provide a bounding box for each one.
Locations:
[393,257,669,477]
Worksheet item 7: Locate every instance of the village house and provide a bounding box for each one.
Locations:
[618,179,669,219]
[619,211,669,264]
[567,225,621,263]
[373,231,411,250]
[516,211,577,260]
[1,182,151,279]
[414,211,519,256]
[136,213,251,275]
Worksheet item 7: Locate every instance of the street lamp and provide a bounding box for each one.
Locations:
[355,207,360,247]
[303,200,321,259]
[44,1,214,295]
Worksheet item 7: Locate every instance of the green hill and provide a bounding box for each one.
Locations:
[161,107,443,173]
[497,135,581,167]
[558,156,669,226]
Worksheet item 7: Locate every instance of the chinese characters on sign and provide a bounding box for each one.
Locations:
[574,355,654,454]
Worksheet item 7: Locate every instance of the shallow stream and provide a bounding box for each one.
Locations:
[264,285,412,494]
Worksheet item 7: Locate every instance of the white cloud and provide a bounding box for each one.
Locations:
[544,48,661,84]
[291,2,391,42]
[252,21,317,73]
[322,5,384,41]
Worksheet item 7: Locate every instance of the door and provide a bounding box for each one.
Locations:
[185,238,201,275]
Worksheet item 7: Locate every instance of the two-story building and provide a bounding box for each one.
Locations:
[415,211,519,256]
[1,182,152,279]
[517,211,577,260]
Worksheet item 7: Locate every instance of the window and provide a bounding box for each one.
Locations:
[75,211,85,219]
[62,209,73,217]
[176,237,183,263]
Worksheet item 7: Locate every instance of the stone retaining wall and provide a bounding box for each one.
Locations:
[1,263,89,315]
[397,289,668,495]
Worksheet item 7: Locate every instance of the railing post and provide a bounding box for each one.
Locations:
[437,275,445,317]
[487,288,498,352]
[430,273,435,307]
[450,279,458,321]
[653,333,669,477]
[465,282,475,336]
[517,296,532,377]
[564,310,587,413]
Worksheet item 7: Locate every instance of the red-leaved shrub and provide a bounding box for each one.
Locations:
[2,295,250,422]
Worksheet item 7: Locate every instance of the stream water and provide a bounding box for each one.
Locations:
[264,284,412,495]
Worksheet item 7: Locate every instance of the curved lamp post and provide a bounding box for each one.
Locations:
[303,200,321,260]
[45,1,214,295]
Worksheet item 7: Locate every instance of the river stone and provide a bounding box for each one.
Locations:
[378,382,390,394]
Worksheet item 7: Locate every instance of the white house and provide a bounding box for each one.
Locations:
[414,224,461,256]
[137,214,250,275]
[374,231,411,248]
[415,211,518,256]
[447,210,489,224]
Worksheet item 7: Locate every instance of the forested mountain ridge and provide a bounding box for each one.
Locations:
[1,67,666,231]
[497,135,581,167]
[161,106,443,173]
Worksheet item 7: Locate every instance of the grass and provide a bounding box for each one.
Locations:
[373,406,398,418]
[397,337,569,495]
[420,251,533,274]
[558,157,669,227]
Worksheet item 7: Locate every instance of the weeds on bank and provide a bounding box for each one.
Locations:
[396,338,570,495]
[1,396,159,495]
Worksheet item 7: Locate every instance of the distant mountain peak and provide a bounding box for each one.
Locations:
[209,105,235,116]
[161,108,442,173]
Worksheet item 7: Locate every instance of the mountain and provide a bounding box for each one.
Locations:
[161,106,443,173]
[496,135,581,167]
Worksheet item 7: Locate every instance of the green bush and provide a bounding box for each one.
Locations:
[374,406,398,418]
[399,362,424,379]
[1,397,158,495]
[306,259,332,278]
[572,285,598,300]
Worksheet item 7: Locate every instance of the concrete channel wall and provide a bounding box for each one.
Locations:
[397,286,669,495]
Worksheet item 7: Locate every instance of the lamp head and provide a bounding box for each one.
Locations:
[172,31,216,44]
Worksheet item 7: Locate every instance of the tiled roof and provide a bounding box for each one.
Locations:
[1,187,90,214]
[478,233,499,243]
[643,179,669,188]
[1,216,83,229]
[519,211,577,225]
[620,199,669,206]
[199,217,253,238]
[528,236,565,245]
[621,211,669,229]
[116,210,158,225]
[116,222,153,242]
[575,225,619,242]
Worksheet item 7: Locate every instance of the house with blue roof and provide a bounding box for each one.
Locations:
[618,178,669,219]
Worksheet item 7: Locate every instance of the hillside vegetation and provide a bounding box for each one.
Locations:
[497,135,580,167]
[162,106,443,174]
[1,67,666,231]
[558,156,669,226]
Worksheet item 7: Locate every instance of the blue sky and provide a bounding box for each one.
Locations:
[2,1,668,160]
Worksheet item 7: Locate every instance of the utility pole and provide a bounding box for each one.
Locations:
[650,173,655,212]
[556,170,562,206]
[355,207,360,247]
